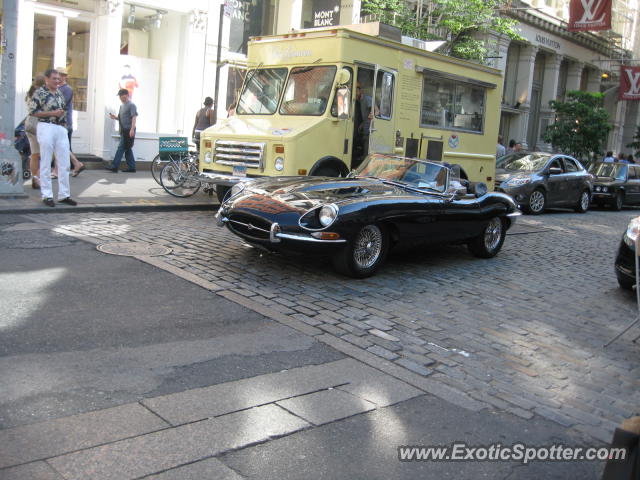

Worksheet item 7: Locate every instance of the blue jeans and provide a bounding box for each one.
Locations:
[112,130,136,170]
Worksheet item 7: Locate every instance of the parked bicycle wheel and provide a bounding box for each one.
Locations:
[159,161,202,197]
[151,154,170,185]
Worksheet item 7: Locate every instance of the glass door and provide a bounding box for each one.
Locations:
[32,11,93,153]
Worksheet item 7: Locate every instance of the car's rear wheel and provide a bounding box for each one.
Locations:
[574,190,590,213]
[524,188,545,215]
[332,224,388,278]
[468,217,506,258]
[612,191,624,211]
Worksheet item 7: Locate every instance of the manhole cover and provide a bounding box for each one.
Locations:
[96,242,172,257]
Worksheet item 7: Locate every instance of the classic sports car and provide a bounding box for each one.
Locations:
[215,154,521,277]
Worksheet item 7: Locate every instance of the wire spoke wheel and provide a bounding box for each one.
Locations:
[483,217,502,252]
[151,154,171,186]
[353,225,383,269]
[160,161,201,197]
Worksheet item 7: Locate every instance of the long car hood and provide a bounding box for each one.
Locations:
[229,176,410,216]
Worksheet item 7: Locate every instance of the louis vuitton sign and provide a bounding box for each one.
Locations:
[568,0,612,32]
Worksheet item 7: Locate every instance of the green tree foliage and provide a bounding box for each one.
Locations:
[626,126,640,158]
[361,0,521,62]
[543,91,611,160]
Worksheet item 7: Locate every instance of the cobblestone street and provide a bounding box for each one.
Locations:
[25,207,640,444]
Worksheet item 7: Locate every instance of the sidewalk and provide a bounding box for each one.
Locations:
[0,169,218,214]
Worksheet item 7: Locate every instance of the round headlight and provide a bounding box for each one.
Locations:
[602,186,608,193]
[319,204,338,227]
[275,157,285,171]
[204,152,212,164]
[230,183,245,198]
[594,185,601,192]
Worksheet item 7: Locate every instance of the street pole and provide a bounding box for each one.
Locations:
[213,2,225,126]
[0,0,25,196]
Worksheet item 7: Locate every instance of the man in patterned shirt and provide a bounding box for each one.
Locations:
[28,68,77,207]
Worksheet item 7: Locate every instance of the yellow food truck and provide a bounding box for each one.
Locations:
[199,22,502,201]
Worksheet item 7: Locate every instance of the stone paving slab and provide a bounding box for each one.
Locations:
[0,462,65,480]
[47,404,308,480]
[277,388,376,426]
[24,209,640,443]
[0,403,168,468]
[143,457,244,480]
[142,358,422,425]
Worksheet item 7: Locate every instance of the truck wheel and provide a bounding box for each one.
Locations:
[467,217,505,258]
[332,224,388,278]
[313,166,341,177]
[216,186,230,203]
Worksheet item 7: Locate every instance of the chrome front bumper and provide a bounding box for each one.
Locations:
[507,210,521,225]
[215,215,346,244]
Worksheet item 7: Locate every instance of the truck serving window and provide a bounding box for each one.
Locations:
[237,68,288,115]
[421,76,486,133]
[280,66,337,116]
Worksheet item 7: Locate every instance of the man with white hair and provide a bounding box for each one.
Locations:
[28,68,77,207]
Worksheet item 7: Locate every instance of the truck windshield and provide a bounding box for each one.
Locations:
[237,68,288,114]
[280,66,337,116]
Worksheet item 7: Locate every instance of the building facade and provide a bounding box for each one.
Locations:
[6,0,639,162]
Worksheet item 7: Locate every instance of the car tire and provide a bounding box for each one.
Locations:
[468,217,506,259]
[216,186,231,203]
[332,223,389,278]
[524,188,545,215]
[612,191,624,211]
[616,270,635,290]
[574,190,590,213]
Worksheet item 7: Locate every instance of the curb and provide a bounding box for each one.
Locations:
[0,203,218,215]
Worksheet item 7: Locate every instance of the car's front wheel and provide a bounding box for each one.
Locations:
[617,270,635,290]
[612,191,624,211]
[332,224,388,278]
[574,190,590,213]
[524,188,546,215]
[468,217,506,258]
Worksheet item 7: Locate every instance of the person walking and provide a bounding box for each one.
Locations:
[28,68,76,207]
[56,67,85,176]
[25,75,45,189]
[496,135,506,159]
[192,97,215,150]
[106,89,138,173]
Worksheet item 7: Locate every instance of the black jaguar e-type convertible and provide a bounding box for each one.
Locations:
[215,154,521,278]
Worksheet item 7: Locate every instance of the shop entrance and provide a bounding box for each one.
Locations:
[32,10,93,153]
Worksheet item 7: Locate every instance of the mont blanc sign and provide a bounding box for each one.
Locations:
[312,0,340,27]
[620,66,640,101]
[568,0,612,32]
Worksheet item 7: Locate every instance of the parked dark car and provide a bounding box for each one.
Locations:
[215,154,521,278]
[589,162,640,210]
[495,152,592,214]
[615,216,640,289]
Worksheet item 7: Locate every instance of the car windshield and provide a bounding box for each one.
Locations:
[355,154,448,193]
[499,153,551,172]
[279,66,337,116]
[590,163,627,181]
[237,68,288,114]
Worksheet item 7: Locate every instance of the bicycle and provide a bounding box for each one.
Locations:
[151,137,198,185]
[157,137,206,198]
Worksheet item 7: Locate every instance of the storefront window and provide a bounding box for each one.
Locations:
[67,19,90,112]
[280,66,336,116]
[421,76,486,133]
[228,0,276,54]
[237,68,288,114]
[32,13,55,76]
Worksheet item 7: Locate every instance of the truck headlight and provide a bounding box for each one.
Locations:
[319,204,338,227]
[204,151,212,164]
[275,157,284,171]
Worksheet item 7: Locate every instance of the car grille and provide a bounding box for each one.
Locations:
[227,213,272,240]
[214,140,265,170]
